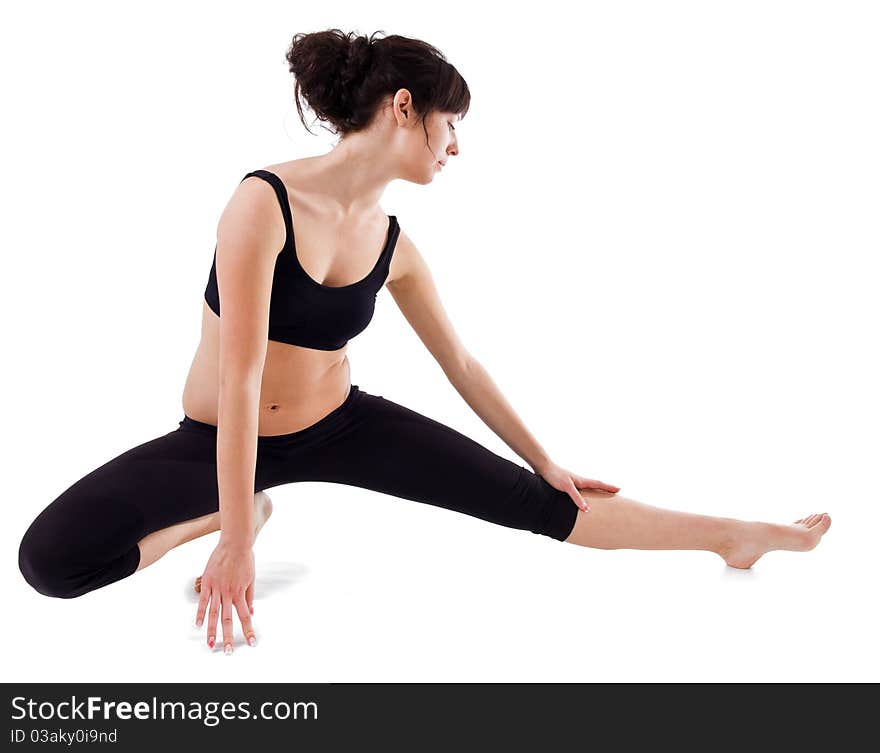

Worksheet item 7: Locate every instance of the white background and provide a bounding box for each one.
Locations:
[2,0,877,682]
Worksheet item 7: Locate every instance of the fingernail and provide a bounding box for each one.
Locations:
[196,619,202,628]
[208,637,215,648]
[249,606,254,615]
[224,644,233,655]
[248,635,257,647]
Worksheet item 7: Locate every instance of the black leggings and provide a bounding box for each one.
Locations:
[18,385,578,599]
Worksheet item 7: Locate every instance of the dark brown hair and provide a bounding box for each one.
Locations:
[285,29,470,139]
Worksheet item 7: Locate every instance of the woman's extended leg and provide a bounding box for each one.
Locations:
[279,388,831,570]
[288,391,581,541]
[565,488,832,569]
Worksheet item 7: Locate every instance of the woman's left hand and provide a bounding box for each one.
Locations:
[534,461,620,513]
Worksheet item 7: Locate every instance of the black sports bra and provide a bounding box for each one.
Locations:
[204,169,401,351]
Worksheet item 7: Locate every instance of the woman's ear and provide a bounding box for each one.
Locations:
[394,88,413,121]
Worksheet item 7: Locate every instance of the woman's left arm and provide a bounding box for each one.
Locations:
[446,359,619,511]
[386,231,620,512]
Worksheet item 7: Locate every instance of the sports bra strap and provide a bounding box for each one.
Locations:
[240,169,293,243]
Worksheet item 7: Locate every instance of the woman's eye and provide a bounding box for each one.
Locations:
[448,123,455,131]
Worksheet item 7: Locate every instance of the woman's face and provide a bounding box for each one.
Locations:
[423,109,460,177]
[392,95,460,184]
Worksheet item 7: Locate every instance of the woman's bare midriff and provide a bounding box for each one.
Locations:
[181,299,353,436]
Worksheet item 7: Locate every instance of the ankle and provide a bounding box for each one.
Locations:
[713,519,749,557]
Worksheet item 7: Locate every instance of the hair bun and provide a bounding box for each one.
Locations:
[339,36,374,112]
[286,29,470,139]
[347,35,374,69]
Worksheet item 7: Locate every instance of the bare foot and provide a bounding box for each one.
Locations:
[194,491,274,593]
[717,512,832,569]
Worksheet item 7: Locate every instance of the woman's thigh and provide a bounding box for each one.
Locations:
[18,422,222,598]
[294,392,579,541]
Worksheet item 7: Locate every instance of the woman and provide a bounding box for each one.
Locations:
[18,29,831,654]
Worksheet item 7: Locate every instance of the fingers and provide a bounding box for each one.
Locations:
[569,474,623,513]
[234,593,257,647]
[207,588,220,650]
[245,582,254,616]
[573,475,595,489]
[221,592,234,654]
[574,476,620,494]
[568,480,590,513]
[200,586,254,653]
[195,583,209,629]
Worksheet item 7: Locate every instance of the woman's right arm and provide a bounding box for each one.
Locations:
[214,177,283,550]
[195,175,286,652]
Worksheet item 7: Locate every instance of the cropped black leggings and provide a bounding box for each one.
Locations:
[18,385,579,599]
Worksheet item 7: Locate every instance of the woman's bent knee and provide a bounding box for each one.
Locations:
[19,530,140,599]
[18,495,144,599]
[18,531,80,599]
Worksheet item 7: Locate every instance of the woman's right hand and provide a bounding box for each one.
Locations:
[195,540,257,653]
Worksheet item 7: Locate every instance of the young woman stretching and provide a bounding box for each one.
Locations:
[18,30,831,654]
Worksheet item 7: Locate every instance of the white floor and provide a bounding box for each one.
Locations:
[6,478,875,683]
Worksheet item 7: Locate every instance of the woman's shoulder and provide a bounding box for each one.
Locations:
[262,157,316,187]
